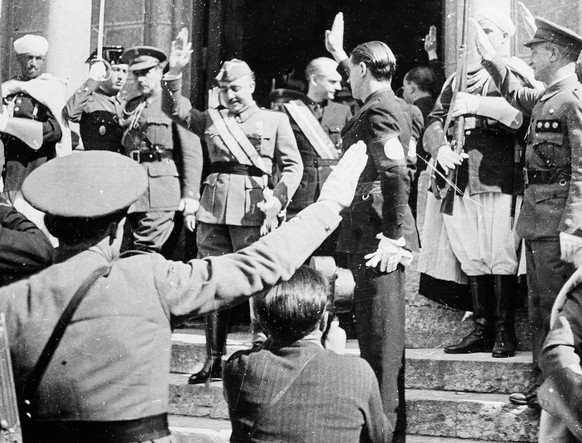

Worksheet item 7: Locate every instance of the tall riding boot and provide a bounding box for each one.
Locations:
[492,275,517,358]
[444,275,494,354]
[188,309,230,384]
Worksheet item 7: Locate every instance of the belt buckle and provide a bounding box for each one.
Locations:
[131,150,140,163]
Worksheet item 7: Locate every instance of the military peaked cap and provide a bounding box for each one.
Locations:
[525,16,582,52]
[22,151,147,217]
[121,46,167,71]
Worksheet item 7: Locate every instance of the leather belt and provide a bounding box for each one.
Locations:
[523,168,570,187]
[211,161,265,177]
[25,413,170,443]
[303,158,339,168]
[130,149,173,163]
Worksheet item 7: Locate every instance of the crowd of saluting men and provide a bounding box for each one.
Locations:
[0,5,581,443]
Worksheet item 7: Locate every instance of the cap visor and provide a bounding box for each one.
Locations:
[524,37,546,48]
[128,60,158,71]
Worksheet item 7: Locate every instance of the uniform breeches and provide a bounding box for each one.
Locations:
[525,239,575,384]
[443,192,518,276]
[123,211,176,254]
[347,254,406,433]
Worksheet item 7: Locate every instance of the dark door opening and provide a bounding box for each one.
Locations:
[223,0,444,106]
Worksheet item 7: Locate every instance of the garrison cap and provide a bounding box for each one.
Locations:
[121,46,167,71]
[13,34,48,55]
[86,46,126,65]
[215,59,254,83]
[524,16,582,52]
[22,151,147,217]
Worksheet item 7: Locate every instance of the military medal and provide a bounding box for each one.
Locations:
[99,125,107,135]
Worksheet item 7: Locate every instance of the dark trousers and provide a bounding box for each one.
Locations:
[525,239,576,384]
[347,254,406,434]
[122,210,176,255]
[197,222,262,358]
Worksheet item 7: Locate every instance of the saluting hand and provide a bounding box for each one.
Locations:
[518,2,537,40]
[424,25,438,60]
[168,27,193,76]
[471,18,496,62]
[325,12,348,62]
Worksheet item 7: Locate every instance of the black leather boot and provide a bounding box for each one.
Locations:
[444,275,494,354]
[188,310,230,384]
[492,275,517,358]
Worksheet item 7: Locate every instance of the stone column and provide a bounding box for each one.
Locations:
[45,0,92,95]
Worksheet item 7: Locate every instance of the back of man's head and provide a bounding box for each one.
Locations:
[350,41,396,82]
[404,66,435,95]
[255,266,328,343]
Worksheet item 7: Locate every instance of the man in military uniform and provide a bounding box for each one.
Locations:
[1,35,65,195]
[325,13,416,442]
[64,46,128,153]
[0,144,366,443]
[163,28,302,384]
[120,46,202,254]
[475,15,582,407]
[279,57,352,220]
[422,9,536,360]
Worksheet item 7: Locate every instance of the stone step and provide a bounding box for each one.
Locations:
[171,332,535,394]
[167,375,539,442]
[168,415,510,443]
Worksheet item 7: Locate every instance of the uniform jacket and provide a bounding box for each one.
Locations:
[163,77,302,226]
[0,201,53,287]
[426,62,532,196]
[283,94,352,214]
[224,338,390,443]
[2,89,62,191]
[0,202,340,427]
[64,78,125,153]
[335,62,415,254]
[122,89,203,213]
[483,56,582,240]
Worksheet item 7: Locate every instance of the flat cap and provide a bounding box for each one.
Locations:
[13,34,49,55]
[215,59,253,83]
[524,16,582,51]
[22,151,147,218]
[86,46,126,65]
[121,46,167,71]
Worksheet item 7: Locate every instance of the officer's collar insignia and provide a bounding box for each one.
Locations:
[535,119,561,132]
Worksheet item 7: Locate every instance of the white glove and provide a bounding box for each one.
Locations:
[364,234,412,273]
[258,189,282,236]
[88,61,108,82]
[179,198,199,232]
[436,144,468,174]
[2,80,23,97]
[470,18,496,62]
[317,140,368,212]
[451,92,480,117]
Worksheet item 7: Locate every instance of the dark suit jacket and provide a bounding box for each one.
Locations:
[224,339,391,443]
[335,60,416,253]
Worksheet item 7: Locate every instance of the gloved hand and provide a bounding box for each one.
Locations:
[364,234,412,273]
[88,60,108,82]
[317,140,368,212]
[258,189,282,236]
[471,18,496,62]
[451,92,480,117]
[325,12,348,62]
[2,80,23,97]
[179,198,199,232]
[436,143,468,174]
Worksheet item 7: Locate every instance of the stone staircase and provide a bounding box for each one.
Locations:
[167,268,540,442]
